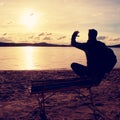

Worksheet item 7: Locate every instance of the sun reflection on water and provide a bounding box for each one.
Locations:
[24,47,35,70]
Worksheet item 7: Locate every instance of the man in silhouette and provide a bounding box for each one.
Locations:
[71,29,117,85]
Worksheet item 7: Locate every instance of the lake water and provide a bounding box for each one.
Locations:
[0,47,119,70]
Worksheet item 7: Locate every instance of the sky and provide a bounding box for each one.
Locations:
[0,0,120,45]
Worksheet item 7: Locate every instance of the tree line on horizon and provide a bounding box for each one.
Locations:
[0,41,120,47]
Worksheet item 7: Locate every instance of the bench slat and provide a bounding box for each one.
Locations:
[31,77,94,94]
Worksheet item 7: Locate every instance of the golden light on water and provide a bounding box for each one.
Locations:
[24,47,35,70]
[23,47,46,70]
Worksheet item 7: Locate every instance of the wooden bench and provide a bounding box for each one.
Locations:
[31,77,95,93]
[30,77,111,120]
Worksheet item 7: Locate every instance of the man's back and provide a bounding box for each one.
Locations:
[85,40,117,76]
[85,41,106,71]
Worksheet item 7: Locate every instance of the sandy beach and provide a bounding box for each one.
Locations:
[0,69,120,120]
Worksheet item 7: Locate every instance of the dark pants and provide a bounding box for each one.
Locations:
[71,62,104,85]
[71,63,92,77]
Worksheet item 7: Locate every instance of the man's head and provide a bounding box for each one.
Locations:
[88,29,98,40]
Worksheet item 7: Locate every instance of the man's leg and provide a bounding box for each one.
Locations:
[71,62,89,77]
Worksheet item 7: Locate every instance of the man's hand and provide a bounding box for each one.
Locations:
[71,31,79,46]
[72,31,79,38]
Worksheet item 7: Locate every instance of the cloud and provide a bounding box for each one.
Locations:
[110,37,120,41]
[38,33,45,36]
[34,37,40,41]
[38,32,52,37]
[0,37,12,42]
[3,33,7,36]
[46,33,52,35]
[7,21,13,25]
[57,36,66,40]
[43,37,51,40]
[98,36,120,42]
[28,36,34,39]
[98,36,107,41]
[38,32,53,41]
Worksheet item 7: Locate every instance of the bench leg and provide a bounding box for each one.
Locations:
[88,88,100,120]
[88,88,112,120]
[37,91,48,120]
[76,88,111,120]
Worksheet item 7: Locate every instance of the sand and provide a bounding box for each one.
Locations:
[0,69,120,120]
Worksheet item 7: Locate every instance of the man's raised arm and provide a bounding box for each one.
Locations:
[71,31,86,50]
[71,31,79,47]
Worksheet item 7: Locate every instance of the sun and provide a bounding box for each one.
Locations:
[20,9,40,29]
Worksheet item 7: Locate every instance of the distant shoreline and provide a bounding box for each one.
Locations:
[0,42,71,47]
[0,42,120,47]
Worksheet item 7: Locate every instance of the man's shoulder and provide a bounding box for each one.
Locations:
[97,41,106,47]
[97,40,105,45]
